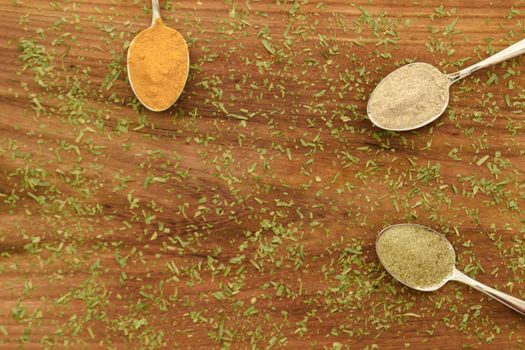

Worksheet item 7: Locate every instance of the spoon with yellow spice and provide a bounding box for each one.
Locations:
[127,0,189,112]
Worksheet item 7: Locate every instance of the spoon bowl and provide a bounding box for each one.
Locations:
[376,223,525,316]
[367,38,525,131]
[376,223,454,292]
[367,63,452,132]
[127,0,189,112]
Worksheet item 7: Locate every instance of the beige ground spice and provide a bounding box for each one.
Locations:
[376,225,455,290]
[367,63,450,130]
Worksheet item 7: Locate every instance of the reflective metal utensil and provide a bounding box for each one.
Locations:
[368,38,525,131]
[127,0,189,112]
[376,224,525,315]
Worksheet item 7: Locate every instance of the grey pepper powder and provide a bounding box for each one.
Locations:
[368,63,450,130]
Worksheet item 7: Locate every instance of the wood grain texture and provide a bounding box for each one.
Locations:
[0,0,524,349]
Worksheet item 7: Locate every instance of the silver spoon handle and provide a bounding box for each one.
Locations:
[449,38,525,82]
[151,0,161,26]
[451,268,525,316]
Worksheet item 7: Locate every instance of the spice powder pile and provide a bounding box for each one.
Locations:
[368,63,450,130]
[376,225,456,290]
[128,18,189,111]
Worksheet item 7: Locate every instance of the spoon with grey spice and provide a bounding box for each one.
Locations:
[376,224,525,316]
[367,38,525,131]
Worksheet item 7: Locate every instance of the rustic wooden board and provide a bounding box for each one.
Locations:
[0,0,524,349]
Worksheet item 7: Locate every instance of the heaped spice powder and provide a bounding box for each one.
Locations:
[128,18,189,111]
[376,225,455,290]
[368,63,450,130]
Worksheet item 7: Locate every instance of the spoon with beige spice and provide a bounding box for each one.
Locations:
[376,224,525,315]
[127,0,189,112]
[367,38,525,131]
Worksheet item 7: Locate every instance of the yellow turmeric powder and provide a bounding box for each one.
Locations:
[127,18,189,111]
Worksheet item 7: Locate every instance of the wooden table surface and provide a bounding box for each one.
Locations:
[1,0,524,349]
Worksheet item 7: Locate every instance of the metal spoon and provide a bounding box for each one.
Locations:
[127,0,190,112]
[367,38,525,131]
[376,223,525,316]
